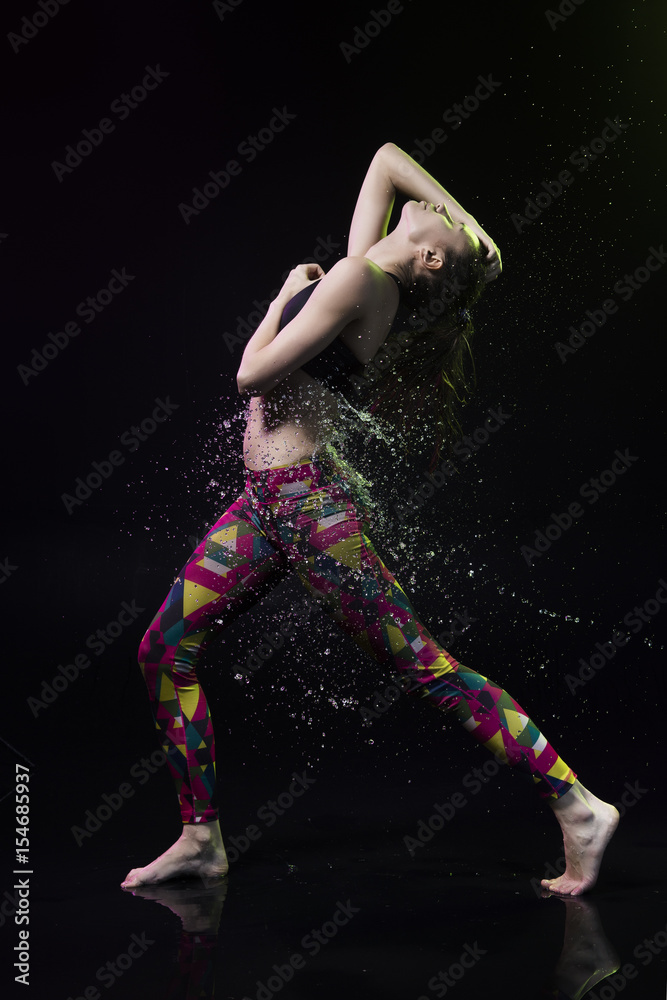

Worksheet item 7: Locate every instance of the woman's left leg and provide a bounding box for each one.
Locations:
[270,463,575,798]
[268,459,617,892]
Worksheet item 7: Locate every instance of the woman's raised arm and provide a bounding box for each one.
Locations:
[383,142,476,221]
[347,145,397,257]
[349,142,501,278]
[348,142,473,256]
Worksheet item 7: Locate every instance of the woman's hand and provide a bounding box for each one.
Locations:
[277,262,326,303]
[466,220,502,283]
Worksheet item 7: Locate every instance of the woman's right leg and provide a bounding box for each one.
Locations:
[122,487,289,888]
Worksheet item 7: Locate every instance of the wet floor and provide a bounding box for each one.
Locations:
[11,803,666,1000]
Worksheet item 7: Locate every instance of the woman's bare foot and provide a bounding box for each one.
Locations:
[121,820,229,889]
[541,780,619,896]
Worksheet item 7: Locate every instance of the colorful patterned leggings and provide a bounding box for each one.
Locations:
[138,457,576,823]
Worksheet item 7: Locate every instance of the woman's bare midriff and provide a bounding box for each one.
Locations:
[242,368,345,470]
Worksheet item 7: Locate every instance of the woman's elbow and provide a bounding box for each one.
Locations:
[236,367,271,397]
[236,363,254,395]
[376,141,398,161]
[236,372,257,396]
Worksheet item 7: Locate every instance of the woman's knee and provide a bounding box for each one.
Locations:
[138,631,201,689]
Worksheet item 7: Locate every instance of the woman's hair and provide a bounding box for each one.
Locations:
[359,240,488,472]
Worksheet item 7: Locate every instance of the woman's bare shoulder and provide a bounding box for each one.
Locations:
[320,256,390,300]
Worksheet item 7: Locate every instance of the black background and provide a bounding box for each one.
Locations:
[1,0,665,997]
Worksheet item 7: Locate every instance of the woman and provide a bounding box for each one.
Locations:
[122,143,618,894]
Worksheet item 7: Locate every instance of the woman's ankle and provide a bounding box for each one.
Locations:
[182,819,221,839]
[549,781,592,819]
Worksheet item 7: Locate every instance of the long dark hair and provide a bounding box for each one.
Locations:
[356,242,488,472]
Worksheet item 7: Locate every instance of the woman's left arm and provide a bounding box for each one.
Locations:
[236,258,374,396]
[236,263,324,391]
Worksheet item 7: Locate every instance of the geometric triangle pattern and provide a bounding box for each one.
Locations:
[408,658,576,799]
[137,459,577,826]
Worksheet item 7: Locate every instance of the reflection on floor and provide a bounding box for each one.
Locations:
[17,815,666,1000]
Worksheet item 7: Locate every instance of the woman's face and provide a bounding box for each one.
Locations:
[402,200,479,258]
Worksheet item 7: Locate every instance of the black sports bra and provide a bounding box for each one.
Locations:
[277,270,409,399]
